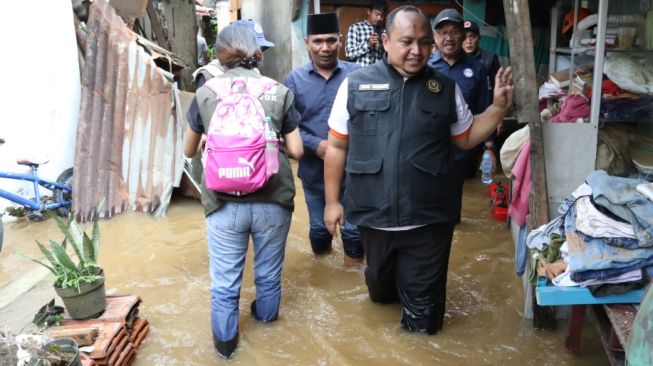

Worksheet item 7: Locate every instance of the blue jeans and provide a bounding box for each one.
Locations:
[206,202,291,342]
[303,185,364,259]
[564,202,653,275]
[587,170,653,247]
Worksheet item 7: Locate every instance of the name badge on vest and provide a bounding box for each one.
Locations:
[359,83,390,91]
[426,79,441,94]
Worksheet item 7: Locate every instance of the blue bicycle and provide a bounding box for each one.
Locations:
[0,138,73,251]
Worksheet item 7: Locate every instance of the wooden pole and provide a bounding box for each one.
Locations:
[502,0,553,330]
[230,0,239,22]
[501,0,548,229]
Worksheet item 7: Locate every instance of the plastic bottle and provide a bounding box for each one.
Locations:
[480,152,493,185]
[264,117,279,175]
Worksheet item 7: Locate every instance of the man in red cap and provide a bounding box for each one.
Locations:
[462,19,501,97]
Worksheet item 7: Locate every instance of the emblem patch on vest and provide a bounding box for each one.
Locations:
[463,68,474,78]
[359,83,390,91]
[426,79,441,93]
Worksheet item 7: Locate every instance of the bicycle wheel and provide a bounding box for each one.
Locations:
[54,167,73,217]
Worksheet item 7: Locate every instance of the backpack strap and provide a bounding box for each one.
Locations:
[246,76,278,98]
[203,77,235,100]
[204,76,277,100]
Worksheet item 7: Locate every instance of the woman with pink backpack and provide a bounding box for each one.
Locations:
[184,23,303,359]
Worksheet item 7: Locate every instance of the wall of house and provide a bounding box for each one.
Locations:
[241,0,306,81]
[0,0,80,213]
[161,0,198,91]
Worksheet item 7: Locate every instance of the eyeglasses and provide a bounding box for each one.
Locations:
[435,30,462,38]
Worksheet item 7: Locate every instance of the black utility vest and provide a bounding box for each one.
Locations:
[344,60,459,228]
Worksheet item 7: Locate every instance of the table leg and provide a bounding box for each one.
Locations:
[565,304,587,354]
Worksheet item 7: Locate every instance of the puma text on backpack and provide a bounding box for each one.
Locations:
[202,76,279,196]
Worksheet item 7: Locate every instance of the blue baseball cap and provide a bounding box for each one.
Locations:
[233,19,275,50]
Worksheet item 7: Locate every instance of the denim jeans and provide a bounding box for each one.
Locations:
[587,170,653,247]
[564,202,653,274]
[303,185,364,259]
[206,202,291,342]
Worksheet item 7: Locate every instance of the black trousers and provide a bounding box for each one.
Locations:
[359,222,456,334]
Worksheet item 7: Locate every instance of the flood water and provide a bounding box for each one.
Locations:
[0,171,609,365]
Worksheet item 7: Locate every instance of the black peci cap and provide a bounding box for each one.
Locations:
[307,13,340,35]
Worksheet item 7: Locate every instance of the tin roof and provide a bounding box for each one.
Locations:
[73,0,185,222]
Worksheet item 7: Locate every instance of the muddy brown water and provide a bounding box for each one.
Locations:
[0,172,609,365]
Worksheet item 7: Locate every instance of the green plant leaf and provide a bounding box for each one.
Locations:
[68,218,86,263]
[49,212,82,257]
[91,209,100,262]
[50,211,88,266]
[49,240,77,273]
[36,239,59,269]
[14,252,57,275]
[83,232,94,263]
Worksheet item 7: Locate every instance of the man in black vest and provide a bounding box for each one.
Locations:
[324,5,513,334]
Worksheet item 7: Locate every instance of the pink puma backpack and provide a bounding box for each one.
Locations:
[202,76,279,196]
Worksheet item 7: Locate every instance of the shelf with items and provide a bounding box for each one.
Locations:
[547,0,653,127]
[540,0,653,235]
[554,46,653,55]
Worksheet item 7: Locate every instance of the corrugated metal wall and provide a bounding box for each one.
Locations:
[74,0,184,222]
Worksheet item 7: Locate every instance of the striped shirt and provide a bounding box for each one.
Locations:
[345,20,384,67]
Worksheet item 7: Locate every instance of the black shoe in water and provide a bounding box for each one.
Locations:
[213,332,239,358]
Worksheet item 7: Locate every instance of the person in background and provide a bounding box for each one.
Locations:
[184,23,303,359]
[462,20,501,97]
[324,5,513,334]
[428,8,493,222]
[284,13,364,267]
[197,29,209,67]
[344,0,388,67]
[192,19,275,89]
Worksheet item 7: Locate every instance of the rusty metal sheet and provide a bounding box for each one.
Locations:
[109,0,148,18]
[74,0,185,222]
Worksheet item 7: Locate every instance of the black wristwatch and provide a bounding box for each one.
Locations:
[483,145,495,151]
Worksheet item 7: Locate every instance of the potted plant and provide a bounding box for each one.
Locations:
[21,211,106,320]
[0,331,81,366]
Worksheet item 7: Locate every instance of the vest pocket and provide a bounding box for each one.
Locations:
[345,158,383,208]
[409,158,450,208]
[354,93,391,135]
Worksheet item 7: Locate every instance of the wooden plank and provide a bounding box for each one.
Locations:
[536,277,646,306]
[503,0,552,330]
[592,304,626,366]
[146,0,171,50]
[565,305,587,354]
[501,0,548,229]
[230,0,239,22]
[51,327,98,346]
[603,304,638,348]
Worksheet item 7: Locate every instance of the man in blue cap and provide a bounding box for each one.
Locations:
[285,13,364,267]
[192,19,275,88]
